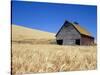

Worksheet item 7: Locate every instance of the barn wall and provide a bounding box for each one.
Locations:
[63,39,75,45]
[56,24,81,45]
[81,35,94,45]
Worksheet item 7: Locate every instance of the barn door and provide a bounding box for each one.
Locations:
[57,40,63,45]
[75,39,80,45]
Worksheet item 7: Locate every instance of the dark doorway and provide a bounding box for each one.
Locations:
[57,40,63,45]
[75,39,80,45]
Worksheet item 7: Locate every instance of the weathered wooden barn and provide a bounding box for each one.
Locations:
[56,20,94,45]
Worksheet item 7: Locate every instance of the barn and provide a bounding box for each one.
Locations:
[56,20,94,45]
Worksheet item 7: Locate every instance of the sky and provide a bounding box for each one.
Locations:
[11,1,97,39]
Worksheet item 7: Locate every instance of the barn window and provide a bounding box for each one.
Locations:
[75,39,80,45]
[57,40,63,45]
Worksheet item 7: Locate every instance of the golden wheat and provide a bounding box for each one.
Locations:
[12,44,96,74]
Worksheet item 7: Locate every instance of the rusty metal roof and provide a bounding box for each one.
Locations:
[72,23,91,36]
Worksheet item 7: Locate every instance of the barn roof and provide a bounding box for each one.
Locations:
[56,20,94,38]
[72,23,91,36]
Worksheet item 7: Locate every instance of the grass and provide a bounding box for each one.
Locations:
[12,25,97,75]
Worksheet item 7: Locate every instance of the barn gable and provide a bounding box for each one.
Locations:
[56,20,94,45]
[56,22,81,39]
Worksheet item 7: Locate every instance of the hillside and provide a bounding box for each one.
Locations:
[12,25,96,75]
[12,25,55,40]
[12,25,56,44]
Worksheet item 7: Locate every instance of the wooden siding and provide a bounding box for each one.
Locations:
[56,24,81,45]
[81,35,94,45]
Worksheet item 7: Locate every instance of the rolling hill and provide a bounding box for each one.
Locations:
[12,25,55,40]
[12,25,56,44]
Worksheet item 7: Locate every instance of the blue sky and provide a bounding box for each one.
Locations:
[12,1,97,39]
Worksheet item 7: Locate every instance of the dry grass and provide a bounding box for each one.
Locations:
[12,25,97,75]
[12,25,55,41]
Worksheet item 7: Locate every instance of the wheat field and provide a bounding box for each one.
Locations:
[12,25,97,75]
